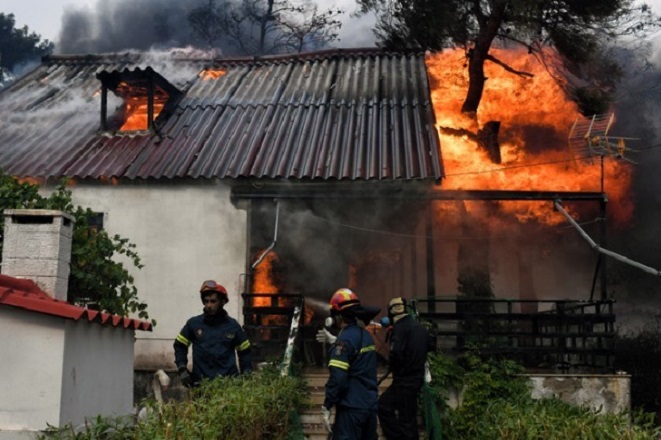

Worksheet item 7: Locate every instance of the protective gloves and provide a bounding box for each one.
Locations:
[178,366,192,388]
[317,316,338,344]
[321,405,333,433]
[316,328,337,344]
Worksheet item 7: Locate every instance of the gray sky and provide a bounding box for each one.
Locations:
[0,0,376,49]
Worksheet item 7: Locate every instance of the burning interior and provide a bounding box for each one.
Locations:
[96,67,182,132]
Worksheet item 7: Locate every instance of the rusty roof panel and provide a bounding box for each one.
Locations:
[0,49,443,181]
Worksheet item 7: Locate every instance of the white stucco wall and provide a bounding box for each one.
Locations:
[54,180,248,370]
[60,321,135,426]
[0,308,65,432]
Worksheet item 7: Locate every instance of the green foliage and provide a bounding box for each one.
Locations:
[38,367,308,440]
[67,205,146,319]
[0,172,150,322]
[614,318,661,423]
[479,400,660,440]
[39,415,135,440]
[427,349,661,439]
[0,13,54,71]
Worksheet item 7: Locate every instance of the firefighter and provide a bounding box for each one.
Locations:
[173,280,252,387]
[377,297,431,440]
[322,288,379,440]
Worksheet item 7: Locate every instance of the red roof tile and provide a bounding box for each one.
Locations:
[0,274,152,331]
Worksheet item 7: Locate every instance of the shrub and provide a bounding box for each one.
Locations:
[427,349,661,439]
[38,366,307,440]
[614,318,661,423]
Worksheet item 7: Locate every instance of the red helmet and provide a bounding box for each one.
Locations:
[329,288,360,313]
[199,280,229,302]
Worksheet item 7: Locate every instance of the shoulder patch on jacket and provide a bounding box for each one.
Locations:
[333,341,347,356]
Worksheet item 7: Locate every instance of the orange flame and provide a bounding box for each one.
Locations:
[120,100,165,131]
[251,251,314,327]
[98,176,120,186]
[426,48,633,226]
[251,252,286,331]
[199,68,227,80]
[252,252,279,300]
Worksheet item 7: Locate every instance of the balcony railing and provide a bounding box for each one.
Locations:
[241,293,316,364]
[413,297,616,373]
[241,294,616,372]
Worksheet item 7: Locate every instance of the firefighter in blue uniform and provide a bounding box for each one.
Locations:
[322,288,379,440]
[174,280,252,387]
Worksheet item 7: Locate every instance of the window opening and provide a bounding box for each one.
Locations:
[96,67,182,133]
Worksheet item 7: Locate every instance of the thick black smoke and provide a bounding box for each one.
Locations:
[601,43,661,328]
[56,0,376,55]
[57,0,198,54]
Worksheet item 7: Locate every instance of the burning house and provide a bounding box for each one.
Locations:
[0,46,636,379]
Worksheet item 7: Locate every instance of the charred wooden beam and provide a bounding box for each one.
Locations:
[477,120,501,164]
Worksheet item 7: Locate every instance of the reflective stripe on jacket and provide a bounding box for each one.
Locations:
[174,310,252,380]
[324,323,378,411]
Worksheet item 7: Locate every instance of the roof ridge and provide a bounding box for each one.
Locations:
[43,47,424,66]
[211,47,424,65]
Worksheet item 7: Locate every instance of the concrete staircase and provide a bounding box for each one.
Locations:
[298,368,390,440]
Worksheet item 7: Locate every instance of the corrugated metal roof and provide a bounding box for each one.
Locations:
[0,48,443,181]
[0,274,152,331]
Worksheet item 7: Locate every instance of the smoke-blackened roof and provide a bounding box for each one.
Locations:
[0,48,443,181]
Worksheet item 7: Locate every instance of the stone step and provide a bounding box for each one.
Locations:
[301,370,392,388]
[298,369,395,440]
[298,411,388,440]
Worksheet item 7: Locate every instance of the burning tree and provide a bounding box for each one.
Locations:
[356,0,659,117]
[188,0,343,55]
[355,1,655,298]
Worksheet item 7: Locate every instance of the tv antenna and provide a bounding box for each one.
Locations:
[568,113,639,191]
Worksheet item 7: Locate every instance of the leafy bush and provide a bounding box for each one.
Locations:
[38,367,307,440]
[427,349,661,439]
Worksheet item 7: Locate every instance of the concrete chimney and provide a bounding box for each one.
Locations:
[2,209,74,301]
